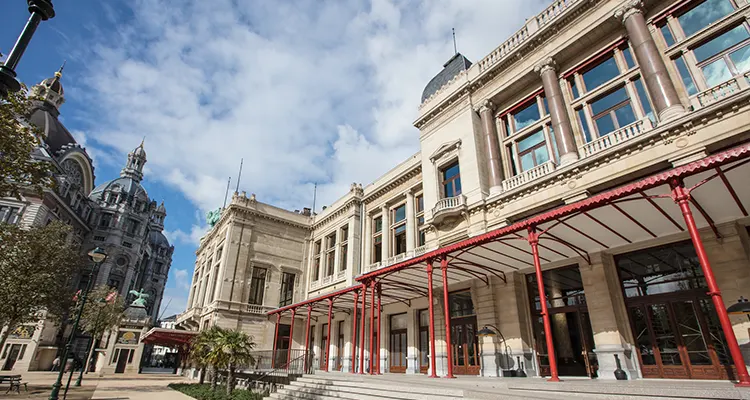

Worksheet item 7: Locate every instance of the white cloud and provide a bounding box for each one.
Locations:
[77,0,549,213]
[164,224,208,247]
[172,268,190,290]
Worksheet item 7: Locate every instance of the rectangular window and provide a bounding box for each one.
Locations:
[501,92,546,135]
[340,225,349,272]
[570,77,579,98]
[581,55,620,92]
[634,78,654,122]
[441,161,461,198]
[279,272,295,307]
[693,24,750,87]
[675,56,698,95]
[416,195,424,213]
[373,235,383,263]
[313,240,321,281]
[577,108,592,143]
[393,224,407,255]
[99,213,113,228]
[248,267,267,305]
[661,24,675,47]
[126,219,140,235]
[511,99,541,132]
[326,233,336,276]
[392,204,406,223]
[590,87,637,136]
[0,206,20,224]
[415,194,426,247]
[676,0,735,39]
[622,46,635,69]
[374,216,382,233]
[517,129,550,171]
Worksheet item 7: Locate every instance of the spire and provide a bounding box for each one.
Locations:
[120,141,147,182]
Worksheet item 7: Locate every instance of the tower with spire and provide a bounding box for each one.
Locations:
[30,62,66,111]
[121,139,147,182]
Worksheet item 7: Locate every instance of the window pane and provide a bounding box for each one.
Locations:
[729,43,750,73]
[548,125,559,160]
[534,146,550,165]
[518,129,546,152]
[634,79,654,122]
[622,47,635,69]
[394,224,406,234]
[595,114,617,136]
[520,152,535,171]
[374,217,382,233]
[442,163,460,180]
[675,56,698,95]
[504,117,511,137]
[416,195,424,213]
[701,58,733,87]
[570,78,579,98]
[578,108,592,143]
[614,103,636,128]
[582,56,620,92]
[661,24,675,47]
[591,87,629,116]
[454,178,461,196]
[512,100,541,131]
[542,96,549,115]
[444,183,454,198]
[693,25,750,62]
[394,205,406,223]
[677,0,735,39]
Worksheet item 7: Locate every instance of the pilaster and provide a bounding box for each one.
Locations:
[405,191,416,252]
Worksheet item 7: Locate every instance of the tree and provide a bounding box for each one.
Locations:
[190,326,225,390]
[0,85,54,199]
[75,285,125,374]
[216,329,255,395]
[0,221,82,353]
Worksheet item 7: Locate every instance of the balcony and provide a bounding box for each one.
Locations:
[363,245,436,274]
[695,75,749,108]
[431,194,467,225]
[502,160,556,192]
[246,304,276,315]
[579,118,653,159]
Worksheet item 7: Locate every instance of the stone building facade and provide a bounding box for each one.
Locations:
[0,69,173,372]
[181,0,750,384]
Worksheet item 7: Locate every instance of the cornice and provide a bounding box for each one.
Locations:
[311,197,361,231]
[363,165,422,205]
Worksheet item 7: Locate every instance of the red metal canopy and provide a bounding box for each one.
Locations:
[141,328,198,348]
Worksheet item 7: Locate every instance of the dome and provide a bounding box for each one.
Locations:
[28,102,76,153]
[133,141,146,158]
[89,176,149,203]
[421,53,472,103]
[149,230,170,247]
[40,73,64,96]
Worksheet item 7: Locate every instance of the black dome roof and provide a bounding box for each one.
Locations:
[421,53,472,103]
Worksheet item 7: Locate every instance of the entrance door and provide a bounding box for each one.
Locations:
[617,241,734,380]
[320,323,328,370]
[2,345,21,370]
[418,309,429,374]
[275,324,290,368]
[527,266,597,378]
[448,291,480,375]
[115,349,130,373]
[389,313,408,373]
[336,321,344,371]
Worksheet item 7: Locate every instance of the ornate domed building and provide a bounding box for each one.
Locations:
[0,66,173,372]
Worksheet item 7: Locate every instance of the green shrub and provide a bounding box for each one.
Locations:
[168,383,264,400]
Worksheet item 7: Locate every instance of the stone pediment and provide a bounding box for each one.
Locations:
[429,139,462,164]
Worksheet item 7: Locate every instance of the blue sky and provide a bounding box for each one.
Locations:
[1,0,546,318]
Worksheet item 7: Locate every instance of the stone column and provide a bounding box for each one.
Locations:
[334,227,342,274]
[363,213,372,266]
[476,100,505,194]
[615,0,685,122]
[405,191,416,252]
[381,205,390,261]
[535,58,579,165]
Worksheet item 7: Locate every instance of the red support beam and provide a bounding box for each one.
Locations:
[377,283,382,375]
[440,256,455,378]
[304,306,312,373]
[272,313,281,368]
[324,298,333,372]
[359,283,367,374]
[529,227,560,382]
[351,289,359,374]
[426,260,438,378]
[287,308,296,367]
[671,179,750,387]
[369,280,376,375]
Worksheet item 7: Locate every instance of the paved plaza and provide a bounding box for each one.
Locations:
[0,373,190,400]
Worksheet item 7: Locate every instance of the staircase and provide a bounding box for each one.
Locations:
[269,373,465,400]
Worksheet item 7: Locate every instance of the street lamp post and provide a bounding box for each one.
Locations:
[0,0,55,97]
[48,247,107,400]
[74,298,106,387]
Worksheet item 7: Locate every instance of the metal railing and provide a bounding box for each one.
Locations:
[233,349,312,393]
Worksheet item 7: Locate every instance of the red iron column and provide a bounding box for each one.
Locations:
[528,227,560,382]
[369,280,376,375]
[304,306,312,373]
[377,283,382,374]
[272,313,281,368]
[426,260,438,378]
[440,256,455,378]
[324,298,333,371]
[359,283,367,374]
[287,308,296,367]
[671,180,750,386]
[351,289,359,374]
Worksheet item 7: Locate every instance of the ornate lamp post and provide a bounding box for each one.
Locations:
[73,297,107,387]
[0,0,55,97]
[49,247,107,400]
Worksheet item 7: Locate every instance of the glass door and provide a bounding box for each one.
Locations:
[389,313,408,373]
[337,321,344,371]
[451,315,480,375]
[418,309,429,374]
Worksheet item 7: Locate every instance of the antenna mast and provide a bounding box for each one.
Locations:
[312,183,317,214]
[223,177,231,208]
[235,158,243,194]
[452,28,458,55]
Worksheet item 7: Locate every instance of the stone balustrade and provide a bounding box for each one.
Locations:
[579,118,653,159]
[697,78,746,107]
[502,160,556,192]
[246,304,275,315]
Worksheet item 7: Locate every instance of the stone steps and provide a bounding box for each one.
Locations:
[503,380,750,400]
[270,374,464,400]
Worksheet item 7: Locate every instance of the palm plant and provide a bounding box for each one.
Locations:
[215,329,256,395]
[189,326,225,389]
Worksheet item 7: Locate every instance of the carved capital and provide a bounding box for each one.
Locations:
[533,57,556,75]
[614,0,644,23]
[475,99,495,114]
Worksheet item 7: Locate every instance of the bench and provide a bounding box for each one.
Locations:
[0,375,27,394]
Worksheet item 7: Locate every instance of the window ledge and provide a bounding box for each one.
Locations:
[362,245,438,274]
[505,115,551,142]
[579,118,654,159]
